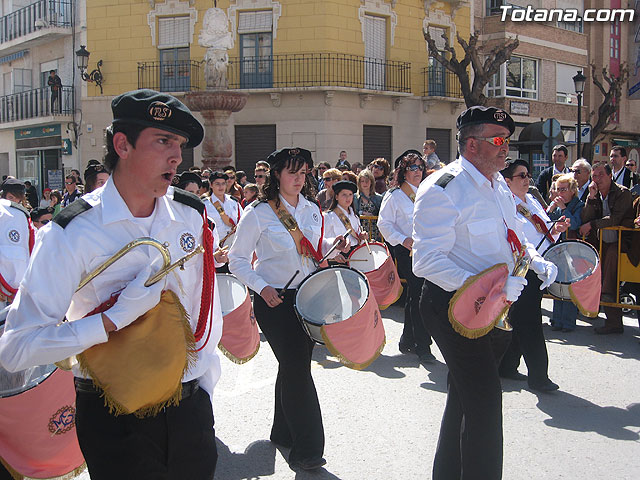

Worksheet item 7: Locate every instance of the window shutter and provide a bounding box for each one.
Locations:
[426,128,453,164]
[363,125,392,165]
[158,16,191,48]
[364,15,386,60]
[428,26,447,51]
[238,11,272,34]
[234,125,277,180]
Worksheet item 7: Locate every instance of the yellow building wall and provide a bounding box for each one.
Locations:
[86,0,470,97]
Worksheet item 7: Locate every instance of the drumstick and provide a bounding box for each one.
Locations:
[279,270,300,298]
[536,219,561,251]
[346,258,369,262]
[363,235,372,255]
[319,229,352,265]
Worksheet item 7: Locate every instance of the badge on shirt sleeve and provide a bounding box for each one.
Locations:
[179,231,196,253]
[8,230,20,243]
[312,212,319,223]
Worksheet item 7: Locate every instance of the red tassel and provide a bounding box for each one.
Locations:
[193,208,216,351]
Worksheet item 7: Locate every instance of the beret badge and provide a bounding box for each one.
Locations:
[494,111,507,122]
[148,101,173,121]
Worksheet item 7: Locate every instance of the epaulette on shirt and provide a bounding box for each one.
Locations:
[228,195,239,203]
[53,199,93,228]
[388,187,400,193]
[8,201,30,219]
[435,172,456,189]
[250,199,266,208]
[173,188,205,215]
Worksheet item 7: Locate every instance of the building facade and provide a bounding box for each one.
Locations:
[0,0,83,194]
[81,0,472,175]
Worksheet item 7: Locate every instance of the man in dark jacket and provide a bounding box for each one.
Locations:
[47,70,62,113]
[580,161,635,334]
[610,146,639,190]
[536,144,569,201]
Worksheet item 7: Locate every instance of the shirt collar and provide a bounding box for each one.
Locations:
[460,156,497,188]
[279,193,311,215]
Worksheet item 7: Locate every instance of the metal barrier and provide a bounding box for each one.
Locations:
[0,0,72,44]
[0,85,73,123]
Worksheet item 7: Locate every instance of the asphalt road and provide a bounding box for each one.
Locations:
[62,299,640,480]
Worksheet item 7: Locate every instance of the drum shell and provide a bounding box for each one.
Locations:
[543,240,600,301]
[547,282,572,300]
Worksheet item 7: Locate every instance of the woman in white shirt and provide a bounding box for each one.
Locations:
[324,181,367,261]
[228,148,345,472]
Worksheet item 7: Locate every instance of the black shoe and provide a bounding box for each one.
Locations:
[500,371,527,381]
[289,457,327,471]
[418,351,436,365]
[594,326,624,335]
[529,379,559,392]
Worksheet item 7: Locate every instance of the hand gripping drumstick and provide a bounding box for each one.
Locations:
[318,229,352,265]
[279,270,300,299]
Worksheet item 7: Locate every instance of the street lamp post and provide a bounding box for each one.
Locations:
[573,70,586,160]
[76,45,104,95]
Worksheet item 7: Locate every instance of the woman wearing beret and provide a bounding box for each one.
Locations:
[229,148,345,471]
[84,160,110,194]
[324,180,368,261]
[378,151,434,364]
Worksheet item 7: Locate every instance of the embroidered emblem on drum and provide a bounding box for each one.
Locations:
[249,308,256,325]
[8,229,20,243]
[179,232,196,253]
[474,296,486,314]
[373,309,379,328]
[48,405,76,435]
[388,271,395,285]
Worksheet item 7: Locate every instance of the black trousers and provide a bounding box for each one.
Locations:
[253,290,324,463]
[421,280,511,480]
[499,271,551,385]
[393,245,432,354]
[75,385,217,480]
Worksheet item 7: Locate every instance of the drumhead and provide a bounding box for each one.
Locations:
[348,243,389,272]
[295,266,369,326]
[216,274,248,316]
[0,324,56,398]
[543,240,599,285]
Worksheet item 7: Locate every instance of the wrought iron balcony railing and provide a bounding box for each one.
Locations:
[422,66,463,98]
[137,54,411,94]
[1,0,73,44]
[137,60,202,92]
[0,86,73,124]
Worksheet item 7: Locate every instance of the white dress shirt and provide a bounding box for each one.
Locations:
[0,199,31,297]
[324,205,362,247]
[377,183,417,246]
[0,179,224,399]
[412,157,540,292]
[514,194,560,255]
[612,167,625,186]
[228,194,332,294]
[203,193,241,242]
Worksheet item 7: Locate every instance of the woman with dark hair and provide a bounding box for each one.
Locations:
[369,157,390,194]
[498,158,569,392]
[378,151,434,364]
[229,148,345,472]
[84,160,110,193]
[354,169,383,242]
[49,190,63,217]
[223,166,244,202]
[324,181,368,261]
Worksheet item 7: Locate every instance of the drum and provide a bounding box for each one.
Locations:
[347,242,403,309]
[542,240,601,317]
[216,274,260,364]
[0,319,85,479]
[294,266,385,370]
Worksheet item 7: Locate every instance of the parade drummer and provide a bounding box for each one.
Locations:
[498,158,568,392]
[324,180,368,261]
[0,178,34,306]
[377,150,435,364]
[228,147,346,472]
[204,170,241,265]
[412,106,558,480]
[0,90,223,479]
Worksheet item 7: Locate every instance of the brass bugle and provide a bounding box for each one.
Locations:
[495,245,531,332]
[145,245,205,286]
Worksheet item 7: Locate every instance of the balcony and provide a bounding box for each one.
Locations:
[0,0,73,55]
[0,86,73,126]
[422,66,463,99]
[138,54,412,94]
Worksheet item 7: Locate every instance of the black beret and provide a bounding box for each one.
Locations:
[111,89,204,149]
[209,171,229,182]
[500,158,530,178]
[456,106,515,136]
[0,177,25,193]
[332,180,357,195]
[394,149,423,169]
[30,207,53,221]
[176,171,202,189]
[84,160,109,182]
[267,147,313,169]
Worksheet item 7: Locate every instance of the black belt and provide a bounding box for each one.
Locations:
[74,377,200,401]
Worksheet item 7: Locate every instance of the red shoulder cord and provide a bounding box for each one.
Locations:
[0,218,36,300]
[193,207,216,351]
[505,220,522,255]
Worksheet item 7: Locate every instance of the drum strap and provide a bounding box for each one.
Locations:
[268,200,323,262]
[400,182,416,202]
[213,200,235,228]
[516,204,555,243]
[334,209,361,241]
